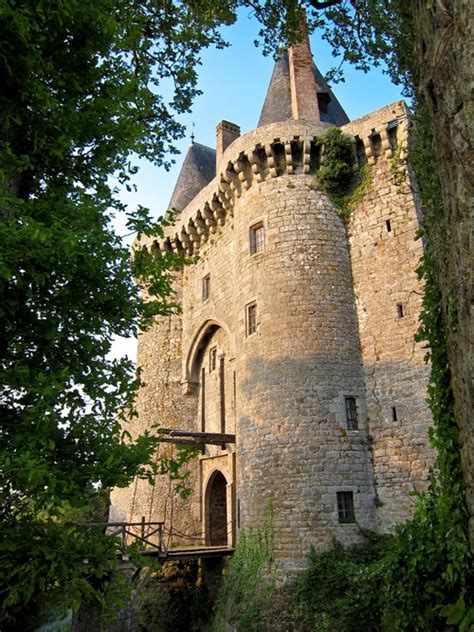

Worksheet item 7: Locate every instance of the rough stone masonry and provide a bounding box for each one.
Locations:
[110,32,434,576]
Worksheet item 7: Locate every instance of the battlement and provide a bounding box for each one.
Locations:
[142,101,409,259]
[113,54,433,571]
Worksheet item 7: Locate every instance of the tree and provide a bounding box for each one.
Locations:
[0,0,234,627]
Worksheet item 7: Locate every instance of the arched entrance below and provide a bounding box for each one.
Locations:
[205,471,228,546]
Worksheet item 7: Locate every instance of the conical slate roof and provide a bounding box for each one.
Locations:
[313,64,349,126]
[258,52,349,127]
[258,55,293,127]
[167,142,216,216]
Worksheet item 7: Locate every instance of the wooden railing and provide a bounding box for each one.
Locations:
[81,519,234,562]
[83,518,166,556]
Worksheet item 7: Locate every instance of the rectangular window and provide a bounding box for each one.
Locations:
[391,406,398,422]
[345,397,358,430]
[387,119,399,150]
[209,347,217,372]
[246,302,257,336]
[337,491,355,523]
[385,219,392,232]
[249,223,265,255]
[397,303,404,318]
[202,274,210,301]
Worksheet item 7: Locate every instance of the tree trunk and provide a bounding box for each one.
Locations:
[414,0,474,550]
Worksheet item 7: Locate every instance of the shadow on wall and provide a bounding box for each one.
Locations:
[236,352,433,541]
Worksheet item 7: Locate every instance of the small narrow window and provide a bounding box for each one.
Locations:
[246,302,257,336]
[249,223,265,255]
[201,368,206,431]
[385,219,392,232]
[391,406,398,422]
[337,491,355,523]
[209,347,217,372]
[397,303,404,318]
[202,274,210,301]
[233,371,237,412]
[345,397,358,430]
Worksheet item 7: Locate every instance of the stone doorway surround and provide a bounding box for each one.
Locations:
[201,453,235,547]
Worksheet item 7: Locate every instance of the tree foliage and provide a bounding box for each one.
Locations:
[0,0,233,626]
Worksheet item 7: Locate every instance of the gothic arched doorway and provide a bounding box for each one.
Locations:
[205,471,228,546]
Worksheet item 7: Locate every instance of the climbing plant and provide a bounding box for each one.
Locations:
[378,98,473,632]
[315,128,372,217]
[294,536,389,632]
[211,520,275,632]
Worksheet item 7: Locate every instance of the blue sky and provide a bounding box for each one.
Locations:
[118,9,405,226]
[112,9,405,360]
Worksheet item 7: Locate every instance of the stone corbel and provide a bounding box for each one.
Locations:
[202,204,217,233]
[363,136,376,166]
[181,379,199,396]
[234,158,250,191]
[265,144,277,178]
[303,140,311,174]
[381,130,393,158]
[284,143,294,175]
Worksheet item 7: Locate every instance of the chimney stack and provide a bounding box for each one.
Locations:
[216,120,240,172]
[289,29,320,121]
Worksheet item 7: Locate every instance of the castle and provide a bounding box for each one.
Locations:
[110,31,435,575]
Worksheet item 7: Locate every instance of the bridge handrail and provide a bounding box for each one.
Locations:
[79,520,166,555]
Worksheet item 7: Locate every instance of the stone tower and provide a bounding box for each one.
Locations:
[110,32,434,575]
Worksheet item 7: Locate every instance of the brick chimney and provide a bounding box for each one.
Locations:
[216,120,240,172]
[289,29,320,121]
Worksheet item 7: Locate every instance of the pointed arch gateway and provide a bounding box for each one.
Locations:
[205,470,228,546]
[183,318,233,393]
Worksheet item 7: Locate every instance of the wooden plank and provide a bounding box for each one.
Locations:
[138,547,234,561]
[159,438,206,446]
[159,429,235,443]
[82,521,163,527]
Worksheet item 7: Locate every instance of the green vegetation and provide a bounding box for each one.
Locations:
[378,99,473,632]
[315,127,372,217]
[0,0,230,627]
[295,537,388,632]
[211,521,274,632]
[132,562,213,632]
[1,0,471,627]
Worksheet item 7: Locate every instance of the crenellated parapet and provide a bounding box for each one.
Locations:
[343,100,410,166]
[112,20,434,568]
[142,101,410,258]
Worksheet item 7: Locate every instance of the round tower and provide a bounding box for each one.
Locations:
[233,166,376,572]
[110,27,433,577]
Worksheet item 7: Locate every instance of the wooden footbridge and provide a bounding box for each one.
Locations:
[83,518,233,564]
[83,429,236,565]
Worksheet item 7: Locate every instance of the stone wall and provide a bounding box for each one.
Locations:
[232,175,376,574]
[112,103,436,572]
[110,276,201,547]
[344,102,434,527]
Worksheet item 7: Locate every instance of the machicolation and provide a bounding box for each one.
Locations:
[110,29,434,576]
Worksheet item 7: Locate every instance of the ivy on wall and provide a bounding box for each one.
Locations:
[314,128,372,218]
[211,520,274,632]
[379,99,473,631]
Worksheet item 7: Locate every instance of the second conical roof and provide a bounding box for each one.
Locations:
[166,142,216,216]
